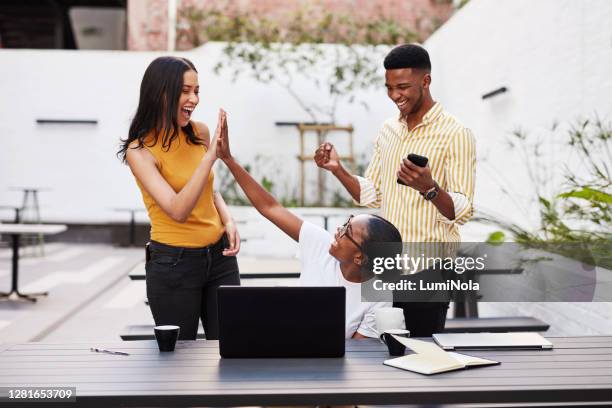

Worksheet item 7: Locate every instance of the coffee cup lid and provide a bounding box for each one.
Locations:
[384,328,409,335]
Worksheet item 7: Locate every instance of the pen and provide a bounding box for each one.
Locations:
[90,347,130,356]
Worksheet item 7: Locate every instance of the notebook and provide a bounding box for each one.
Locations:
[432,332,553,350]
[383,336,499,375]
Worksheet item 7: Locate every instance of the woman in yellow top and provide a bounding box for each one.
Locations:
[117,56,240,340]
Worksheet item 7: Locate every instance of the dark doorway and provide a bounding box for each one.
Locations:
[0,0,127,49]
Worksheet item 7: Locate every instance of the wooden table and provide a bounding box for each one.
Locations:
[0,223,67,302]
[0,336,610,406]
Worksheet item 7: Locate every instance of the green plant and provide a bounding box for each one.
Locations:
[330,191,355,208]
[216,155,302,206]
[477,116,611,269]
[215,163,251,206]
[456,0,471,9]
[177,1,420,123]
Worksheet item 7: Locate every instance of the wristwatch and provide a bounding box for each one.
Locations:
[420,182,439,201]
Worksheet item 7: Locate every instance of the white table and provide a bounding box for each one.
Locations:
[0,224,67,302]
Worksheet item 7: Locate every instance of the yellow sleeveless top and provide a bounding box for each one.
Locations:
[136,125,224,247]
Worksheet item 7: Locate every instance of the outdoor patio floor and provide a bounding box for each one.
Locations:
[0,242,298,343]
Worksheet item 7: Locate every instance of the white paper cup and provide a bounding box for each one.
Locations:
[375,307,406,336]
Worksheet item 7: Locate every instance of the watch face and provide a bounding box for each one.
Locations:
[425,190,438,200]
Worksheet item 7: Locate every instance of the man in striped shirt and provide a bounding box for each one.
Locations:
[315,43,476,335]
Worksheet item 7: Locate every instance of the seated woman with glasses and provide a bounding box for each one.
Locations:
[215,114,403,339]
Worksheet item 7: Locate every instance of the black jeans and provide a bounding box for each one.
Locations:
[145,235,240,340]
[388,267,451,336]
[393,301,450,337]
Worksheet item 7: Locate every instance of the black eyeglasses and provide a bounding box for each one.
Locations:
[337,215,365,253]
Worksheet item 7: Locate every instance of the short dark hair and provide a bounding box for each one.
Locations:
[383,43,431,72]
[362,215,403,267]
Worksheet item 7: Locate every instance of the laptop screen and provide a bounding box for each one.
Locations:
[217,286,346,358]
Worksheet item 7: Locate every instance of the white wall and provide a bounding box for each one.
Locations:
[0,44,395,224]
[425,0,612,237]
[425,0,612,334]
[2,0,610,243]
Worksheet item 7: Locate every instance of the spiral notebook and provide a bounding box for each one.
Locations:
[383,336,499,375]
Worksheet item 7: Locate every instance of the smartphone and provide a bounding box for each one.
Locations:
[397,153,429,185]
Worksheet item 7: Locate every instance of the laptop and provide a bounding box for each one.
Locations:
[433,332,553,350]
[217,286,346,358]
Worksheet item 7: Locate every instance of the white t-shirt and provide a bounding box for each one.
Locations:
[298,221,391,338]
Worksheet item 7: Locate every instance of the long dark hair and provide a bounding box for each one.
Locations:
[117,56,203,163]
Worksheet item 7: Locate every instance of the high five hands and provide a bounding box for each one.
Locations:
[210,109,240,256]
[204,108,226,162]
[215,109,232,161]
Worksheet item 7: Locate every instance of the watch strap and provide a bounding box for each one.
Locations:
[421,182,439,201]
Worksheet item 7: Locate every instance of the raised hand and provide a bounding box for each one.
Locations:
[205,108,225,162]
[216,109,232,161]
[314,142,340,173]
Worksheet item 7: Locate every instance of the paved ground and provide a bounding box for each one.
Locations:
[0,243,144,343]
[1,242,611,345]
[0,243,300,344]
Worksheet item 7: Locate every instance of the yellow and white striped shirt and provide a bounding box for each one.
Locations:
[356,102,476,243]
